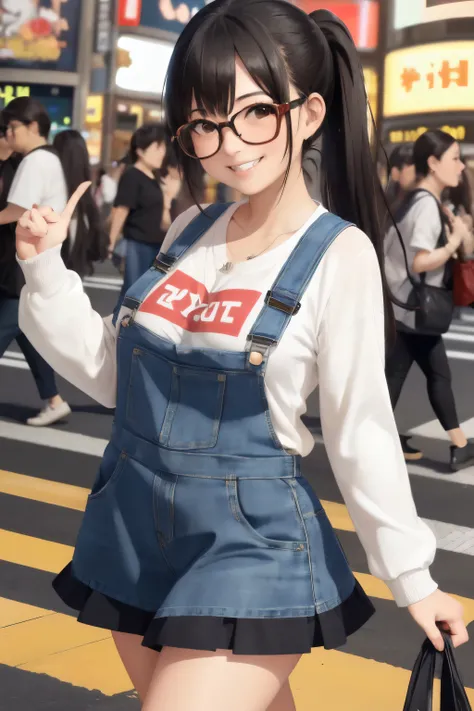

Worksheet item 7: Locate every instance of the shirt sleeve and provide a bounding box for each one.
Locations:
[7,153,44,210]
[17,207,202,406]
[409,197,443,253]
[316,230,437,607]
[114,169,140,210]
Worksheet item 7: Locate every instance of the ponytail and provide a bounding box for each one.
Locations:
[309,10,395,342]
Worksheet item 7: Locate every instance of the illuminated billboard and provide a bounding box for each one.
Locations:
[297,1,380,50]
[384,42,474,117]
[394,0,474,29]
[118,0,210,34]
[0,0,81,71]
[115,36,174,96]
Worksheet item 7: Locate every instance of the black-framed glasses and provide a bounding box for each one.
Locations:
[174,96,306,160]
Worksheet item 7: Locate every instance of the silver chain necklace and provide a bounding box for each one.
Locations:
[219,219,295,274]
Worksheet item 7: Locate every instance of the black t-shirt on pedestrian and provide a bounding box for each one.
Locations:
[114,166,165,245]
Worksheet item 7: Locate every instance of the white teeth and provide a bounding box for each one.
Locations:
[231,159,261,172]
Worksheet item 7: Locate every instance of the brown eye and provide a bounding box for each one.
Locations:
[192,120,217,136]
[246,104,275,120]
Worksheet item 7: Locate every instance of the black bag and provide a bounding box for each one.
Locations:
[395,189,454,335]
[403,633,472,711]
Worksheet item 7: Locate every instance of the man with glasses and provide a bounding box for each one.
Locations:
[0,97,71,427]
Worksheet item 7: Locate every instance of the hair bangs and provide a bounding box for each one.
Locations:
[167,12,291,133]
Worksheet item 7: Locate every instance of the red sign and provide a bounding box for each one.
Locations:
[140,270,262,337]
[298,1,379,50]
[118,0,142,26]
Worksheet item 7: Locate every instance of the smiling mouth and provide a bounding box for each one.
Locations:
[229,158,262,173]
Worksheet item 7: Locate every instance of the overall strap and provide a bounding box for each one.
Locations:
[112,202,232,325]
[247,212,352,361]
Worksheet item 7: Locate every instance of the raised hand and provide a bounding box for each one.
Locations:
[16,182,91,261]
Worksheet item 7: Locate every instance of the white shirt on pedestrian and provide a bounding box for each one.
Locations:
[8,148,68,215]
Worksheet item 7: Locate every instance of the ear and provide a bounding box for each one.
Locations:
[29,121,40,136]
[427,154,439,174]
[304,93,326,140]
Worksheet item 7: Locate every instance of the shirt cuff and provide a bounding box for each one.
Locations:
[16,245,67,296]
[386,569,438,607]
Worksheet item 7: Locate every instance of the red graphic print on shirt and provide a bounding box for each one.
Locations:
[139,270,262,337]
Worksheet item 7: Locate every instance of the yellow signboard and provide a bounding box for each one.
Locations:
[388,125,467,144]
[384,42,474,118]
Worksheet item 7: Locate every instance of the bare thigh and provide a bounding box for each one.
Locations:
[112,631,160,702]
[142,646,301,711]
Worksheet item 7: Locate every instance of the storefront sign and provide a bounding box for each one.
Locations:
[384,42,474,117]
[0,82,73,139]
[118,0,210,34]
[0,0,81,71]
[115,36,174,95]
[394,0,474,29]
[297,1,380,50]
[95,0,114,54]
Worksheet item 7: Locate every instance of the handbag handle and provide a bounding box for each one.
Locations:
[403,632,472,711]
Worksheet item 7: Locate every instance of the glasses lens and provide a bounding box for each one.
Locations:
[234,104,279,145]
[180,120,220,159]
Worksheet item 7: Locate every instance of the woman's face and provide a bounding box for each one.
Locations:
[187,59,323,196]
[431,142,465,188]
[138,140,166,170]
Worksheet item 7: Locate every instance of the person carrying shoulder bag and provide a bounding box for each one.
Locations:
[384,129,474,472]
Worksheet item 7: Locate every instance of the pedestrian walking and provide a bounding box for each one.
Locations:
[385,130,474,469]
[108,124,171,298]
[53,129,108,278]
[0,97,70,426]
[16,3,467,709]
[386,143,416,213]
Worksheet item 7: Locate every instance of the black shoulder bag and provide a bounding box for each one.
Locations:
[396,189,454,335]
[403,633,471,711]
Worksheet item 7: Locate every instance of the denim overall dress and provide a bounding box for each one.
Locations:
[69,205,369,640]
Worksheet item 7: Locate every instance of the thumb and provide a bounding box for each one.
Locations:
[60,181,91,224]
[426,625,444,652]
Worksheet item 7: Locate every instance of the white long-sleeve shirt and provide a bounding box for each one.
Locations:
[18,203,437,608]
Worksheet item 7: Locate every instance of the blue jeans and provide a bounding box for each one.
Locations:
[0,296,58,400]
[117,240,159,307]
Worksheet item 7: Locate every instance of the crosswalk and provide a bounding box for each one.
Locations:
[1,416,474,710]
[0,276,473,709]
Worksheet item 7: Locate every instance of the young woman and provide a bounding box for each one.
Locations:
[385,130,474,470]
[16,3,467,710]
[109,123,172,296]
[53,129,108,278]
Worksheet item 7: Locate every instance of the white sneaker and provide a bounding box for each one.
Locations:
[26,402,72,427]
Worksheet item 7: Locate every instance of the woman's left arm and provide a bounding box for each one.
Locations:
[316,233,438,608]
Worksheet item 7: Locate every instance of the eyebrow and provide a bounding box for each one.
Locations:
[190,91,270,116]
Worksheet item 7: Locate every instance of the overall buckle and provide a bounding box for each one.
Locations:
[265,291,301,315]
[247,335,277,366]
[153,253,176,273]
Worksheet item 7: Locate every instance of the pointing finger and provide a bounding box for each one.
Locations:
[60,181,91,224]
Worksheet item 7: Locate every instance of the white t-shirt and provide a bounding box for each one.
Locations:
[17,203,437,607]
[8,148,68,215]
[384,193,444,330]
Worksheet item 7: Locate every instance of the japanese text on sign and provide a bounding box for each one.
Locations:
[384,42,474,117]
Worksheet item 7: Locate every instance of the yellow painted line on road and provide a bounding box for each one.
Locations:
[0,529,72,574]
[0,469,89,511]
[0,597,53,628]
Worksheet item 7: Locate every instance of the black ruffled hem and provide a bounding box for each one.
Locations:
[53,563,375,655]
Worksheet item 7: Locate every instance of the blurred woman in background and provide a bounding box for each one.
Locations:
[53,129,108,278]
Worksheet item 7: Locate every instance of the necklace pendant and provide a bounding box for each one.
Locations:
[219,261,234,273]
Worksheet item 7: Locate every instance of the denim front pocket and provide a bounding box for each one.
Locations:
[126,346,173,442]
[159,365,226,450]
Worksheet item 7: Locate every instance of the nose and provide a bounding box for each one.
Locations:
[220,124,244,156]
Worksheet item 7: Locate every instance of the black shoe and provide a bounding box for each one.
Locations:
[450,438,474,472]
[400,435,423,461]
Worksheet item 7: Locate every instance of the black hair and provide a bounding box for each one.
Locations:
[53,129,107,277]
[129,123,167,164]
[388,143,414,173]
[165,0,393,337]
[2,97,51,139]
[413,129,456,178]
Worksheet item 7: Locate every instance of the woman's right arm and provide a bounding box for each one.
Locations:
[412,215,467,273]
[108,205,129,251]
